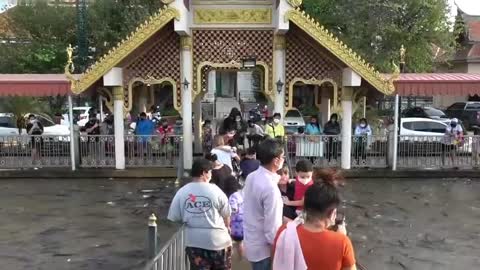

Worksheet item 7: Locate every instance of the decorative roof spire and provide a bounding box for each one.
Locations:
[400,45,406,73]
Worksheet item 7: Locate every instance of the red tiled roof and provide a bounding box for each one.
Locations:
[468,43,480,58]
[0,74,78,96]
[392,73,480,96]
[468,21,480,42]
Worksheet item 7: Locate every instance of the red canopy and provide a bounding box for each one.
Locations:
[393,73,480,96]
[0,74,74,97]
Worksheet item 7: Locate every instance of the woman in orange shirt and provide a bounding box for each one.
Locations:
[273,172,356,270]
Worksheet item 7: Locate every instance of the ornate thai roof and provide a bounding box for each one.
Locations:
[67,3,396,95]
[285,8,396,95]
[67,6,179,94]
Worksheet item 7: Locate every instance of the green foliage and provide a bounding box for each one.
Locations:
[161,108,180,117]
[0,0,164,74]
[300,106,319,117]
[303,0,455,72]
[0,97,47,131]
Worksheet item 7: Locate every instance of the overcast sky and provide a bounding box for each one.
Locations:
[449,0,480,19]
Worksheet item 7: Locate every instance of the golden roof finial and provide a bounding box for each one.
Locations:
[400,44,406,64]
[65,44,75,74]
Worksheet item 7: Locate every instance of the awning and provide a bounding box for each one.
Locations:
[393,73,480,96]
[0,74,76,96]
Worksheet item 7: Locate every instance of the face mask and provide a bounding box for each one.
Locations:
[30,119,35,124]
[360,123,366,128]
[332,118,337,122]
[310,121,316,125]
[235,117,241,122]
[273,119,280,124]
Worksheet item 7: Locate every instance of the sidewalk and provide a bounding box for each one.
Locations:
[0,167,479,179]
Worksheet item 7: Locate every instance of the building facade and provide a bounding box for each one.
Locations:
[66,0,397,170]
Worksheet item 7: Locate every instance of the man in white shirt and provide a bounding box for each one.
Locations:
[243,139,285,270]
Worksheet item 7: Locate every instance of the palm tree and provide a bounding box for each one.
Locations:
[0,96,47,133]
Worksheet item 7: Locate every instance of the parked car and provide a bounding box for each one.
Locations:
[284,109,305,134]
[445,102,480,130]
[0,113,70,136]
[74,106,106,127]
[402,107,451,125]
[400,117,471,153]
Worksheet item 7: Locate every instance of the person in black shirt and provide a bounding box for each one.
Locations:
[26,114,44,163]
[84,114,100,135]
[205,153,234,195]
[323,113,341,162]
[277,165,296,222]
[239,147,260,180]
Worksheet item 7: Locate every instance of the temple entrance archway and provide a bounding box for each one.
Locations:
[127,77,180,118]
[288,78,338,123]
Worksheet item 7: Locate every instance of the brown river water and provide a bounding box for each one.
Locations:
[0,178,478,270]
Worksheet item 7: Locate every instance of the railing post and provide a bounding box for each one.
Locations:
[73,126,80,168]
[392,94,399,171]
[148,214,158,261]
[177,137,184,179]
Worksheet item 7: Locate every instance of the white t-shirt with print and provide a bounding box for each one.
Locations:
[211,148,236,170]
[167,182,232,250]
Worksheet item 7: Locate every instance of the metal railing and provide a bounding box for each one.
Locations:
[286,135,341,168]
[79,135,115,167]
[351,135,388,168]
[125,135,182,167]
[397,135,479,169]
[0,135,71,168]
[145,215,189,270]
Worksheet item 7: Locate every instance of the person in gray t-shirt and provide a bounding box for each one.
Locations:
[168,158,232,269]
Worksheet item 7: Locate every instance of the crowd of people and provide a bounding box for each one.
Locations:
[167,137,357,270]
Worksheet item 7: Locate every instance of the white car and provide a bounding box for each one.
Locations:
[284,109,306,134]
[400,117,472,152]
[74,106,106,127]
[0,113,70,137]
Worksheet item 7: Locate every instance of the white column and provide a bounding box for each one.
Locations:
[342,87,353,170]
[193,97,202,154]
[98,96,104,122]
[181,36,193,170]
[341,68,361,170]
[68,94,76,171]
[274,35,286,117]
[341,87,353,170]
[113,86,126,170]
[104,67,126,170]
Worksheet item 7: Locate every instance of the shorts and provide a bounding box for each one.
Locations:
[231,235,243,242]
[186,246,232,270]
[443,144,457,152]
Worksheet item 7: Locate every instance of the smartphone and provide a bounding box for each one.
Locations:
[335,212,345,225]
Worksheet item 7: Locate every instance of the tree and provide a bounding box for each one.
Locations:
[0,0,164,74]
[303,0,455,72]
[0,97,47,132]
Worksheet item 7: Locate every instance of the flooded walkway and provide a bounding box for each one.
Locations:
[0,178,479,270]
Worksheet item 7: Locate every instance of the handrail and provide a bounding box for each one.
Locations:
[144,225,188,270]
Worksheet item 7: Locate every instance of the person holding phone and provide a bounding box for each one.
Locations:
[273,169,355,270]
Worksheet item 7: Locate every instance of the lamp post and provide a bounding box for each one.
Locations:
[76,0,88,73]
[276,79,284,94]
